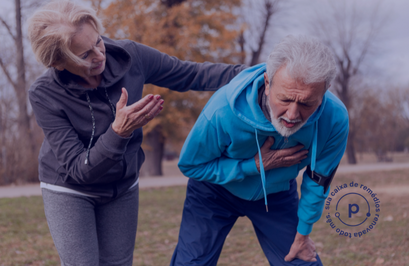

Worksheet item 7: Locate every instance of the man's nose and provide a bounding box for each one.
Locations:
[286,103,300,121]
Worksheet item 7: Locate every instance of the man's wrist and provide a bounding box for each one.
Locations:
[295,232,309,240]
[297,220,313,235]
[254,155,260,172]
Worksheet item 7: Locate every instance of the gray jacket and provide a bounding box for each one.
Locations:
[29,37,245,198]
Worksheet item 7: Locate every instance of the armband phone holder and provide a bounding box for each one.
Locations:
[305,164,339,194]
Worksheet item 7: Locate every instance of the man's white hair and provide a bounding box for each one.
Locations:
[266,35,336,90]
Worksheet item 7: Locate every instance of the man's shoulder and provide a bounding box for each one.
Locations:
[323,91,348,121]
[201,88,233,121]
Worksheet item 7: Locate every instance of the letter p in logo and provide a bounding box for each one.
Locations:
[348,204,359,218]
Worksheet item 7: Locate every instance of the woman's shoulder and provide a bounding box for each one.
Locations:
[29,69,56,94]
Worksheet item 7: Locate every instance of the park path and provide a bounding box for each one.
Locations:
[1,162,409,198]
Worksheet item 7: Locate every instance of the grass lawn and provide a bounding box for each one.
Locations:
[1,169,408,266]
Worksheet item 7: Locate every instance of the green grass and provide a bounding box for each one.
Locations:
[1,170,409,265]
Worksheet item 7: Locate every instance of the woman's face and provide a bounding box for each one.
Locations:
[55,23,106,84]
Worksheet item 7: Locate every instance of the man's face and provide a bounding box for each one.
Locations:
[264,66,326,137]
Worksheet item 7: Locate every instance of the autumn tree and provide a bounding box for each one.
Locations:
[310,0,389,164]
[101,0,242,176]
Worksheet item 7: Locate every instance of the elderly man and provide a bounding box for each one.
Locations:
[170,35,349,266]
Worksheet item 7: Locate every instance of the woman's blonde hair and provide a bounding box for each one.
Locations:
[27,1,104,68]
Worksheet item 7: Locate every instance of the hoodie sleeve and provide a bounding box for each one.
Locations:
[178,113,259,184]
[130,42,246,92]
[297,111,349,235]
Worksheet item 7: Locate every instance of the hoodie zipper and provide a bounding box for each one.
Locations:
[278,136,289,149]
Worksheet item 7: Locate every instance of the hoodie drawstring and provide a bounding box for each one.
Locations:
[254,121,318,212]
[310,121,318,178]
[84,88,116,165]
[85,92,95,165]
[254,129,269,212]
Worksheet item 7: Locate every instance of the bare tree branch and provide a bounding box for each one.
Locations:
[310,0,389,164]
[0,16,16,41]
[0,57,17,89]
[249,0,280,66]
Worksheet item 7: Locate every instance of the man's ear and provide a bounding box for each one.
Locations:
[264,72,270,96]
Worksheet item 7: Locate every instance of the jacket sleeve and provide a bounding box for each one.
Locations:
[178,113,259,184]
[29,88,132,185]
[297,114,349,235]
[131,42,246,92]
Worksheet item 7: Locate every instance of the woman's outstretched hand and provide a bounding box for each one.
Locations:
[112,87,164,137]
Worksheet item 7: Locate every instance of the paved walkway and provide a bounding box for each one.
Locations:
[1,162,409,198]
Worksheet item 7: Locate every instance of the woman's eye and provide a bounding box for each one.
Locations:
[81,53,89,59]
[97,38,102,44]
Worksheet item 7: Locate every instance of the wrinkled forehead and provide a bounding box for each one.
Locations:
[271,67,326,102]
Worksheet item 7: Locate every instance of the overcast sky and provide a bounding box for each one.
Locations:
[256,0,409,86]
[0,0,408,86]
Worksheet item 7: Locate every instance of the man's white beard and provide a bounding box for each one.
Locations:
[267,101,308,137]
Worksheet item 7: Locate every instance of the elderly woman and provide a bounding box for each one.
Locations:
[27,1,244,265]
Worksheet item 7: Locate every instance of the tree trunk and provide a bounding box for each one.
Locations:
[15,0,36,153]
[249,0,275,66]
[346,130,357,164]
[0,0,38,184]
[335,74,357,165]
[140,125,165,176]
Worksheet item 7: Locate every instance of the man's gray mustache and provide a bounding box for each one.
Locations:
[279,116,302,123]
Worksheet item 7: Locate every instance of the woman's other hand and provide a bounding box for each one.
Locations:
[112,88,164,137]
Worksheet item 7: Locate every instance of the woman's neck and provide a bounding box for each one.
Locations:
[76,74,102,89]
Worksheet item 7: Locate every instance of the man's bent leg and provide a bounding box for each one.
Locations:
[171,179,241,266]
[246,180,323,266]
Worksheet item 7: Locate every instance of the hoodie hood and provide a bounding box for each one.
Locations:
[223,63,327,210]
[52,36,132,98]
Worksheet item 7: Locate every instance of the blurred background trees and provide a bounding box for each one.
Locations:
[310,0,389,164]
[237,0,283,66]
[352,86,409,162]
[0,0,409,183]
[101,0,242,176]
[0,0,44,185]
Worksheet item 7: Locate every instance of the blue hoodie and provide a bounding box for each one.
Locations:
[178,63,349,235]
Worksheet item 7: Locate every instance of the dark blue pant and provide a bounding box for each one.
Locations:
[170,179,323,266]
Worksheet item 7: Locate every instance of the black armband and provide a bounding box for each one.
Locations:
[305,165,339,194]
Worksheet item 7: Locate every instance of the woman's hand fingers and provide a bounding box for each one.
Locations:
[116,87,129,110]
[112,93,164,137]
[143,100,164,121]
[130,95,162,120]
[128,94,156,112]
